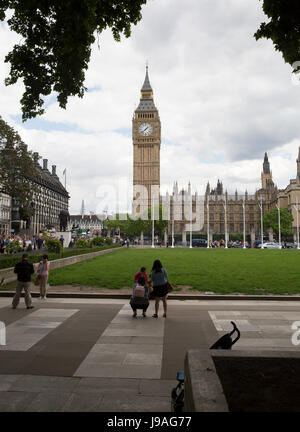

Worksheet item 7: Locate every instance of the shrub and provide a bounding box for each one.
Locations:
[0,244,121,270]
[75,238,89,248]
[45,238,62,254]
[26,244,33,252]
[105,237,113,245]
[7,240,22,253]
[91,236,104,247]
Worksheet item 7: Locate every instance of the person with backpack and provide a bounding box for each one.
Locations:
[134,267,149,286]
[150,259,169,318]
[130,276,149,318]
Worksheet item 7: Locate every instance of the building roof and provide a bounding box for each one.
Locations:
[35,164,69,198]
[141,66,152,92]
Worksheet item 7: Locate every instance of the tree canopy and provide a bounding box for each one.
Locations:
[0,0,147,121]
[0,116,39,219]
[255,1,300,73]
[102,205,168,239]
[262,208,293,236]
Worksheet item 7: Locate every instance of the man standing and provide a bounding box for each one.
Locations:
[59,235,64,248]
[12,254,34,309]
[36,236,44,250]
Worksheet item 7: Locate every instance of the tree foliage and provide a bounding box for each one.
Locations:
[101,205,168,238]
[0,0,147,121]
[262,208,293,235]
[255,1,300,73]
[0,116,39,219]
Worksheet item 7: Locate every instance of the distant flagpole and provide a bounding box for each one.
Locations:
[63,168,66,189]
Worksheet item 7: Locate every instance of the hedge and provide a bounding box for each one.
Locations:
[0,244,122,270]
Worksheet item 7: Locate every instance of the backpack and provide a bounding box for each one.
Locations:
[133,284,145,298]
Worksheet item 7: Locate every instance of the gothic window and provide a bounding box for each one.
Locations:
[230,223,234,232]
[240,223,243,232]
[240,213,243,221]
[250,213,254,221]
[230,213,234,221]
[220,223,224,233]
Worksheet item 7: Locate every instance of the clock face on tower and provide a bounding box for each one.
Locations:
[139,122,153,136]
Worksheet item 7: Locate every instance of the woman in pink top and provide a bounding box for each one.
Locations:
[37,254,50,299]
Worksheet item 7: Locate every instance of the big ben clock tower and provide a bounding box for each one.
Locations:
[133,66,161,216]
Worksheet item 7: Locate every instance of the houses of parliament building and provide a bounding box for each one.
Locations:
[133,67,300,241]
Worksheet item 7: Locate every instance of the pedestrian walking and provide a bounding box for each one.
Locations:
[12,254,34,309]
[37,254,50,300]
[150,259,169,318]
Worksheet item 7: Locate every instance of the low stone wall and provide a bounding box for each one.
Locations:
[0,246,123,285]
[184,349,228,412]
[184,349,300,412]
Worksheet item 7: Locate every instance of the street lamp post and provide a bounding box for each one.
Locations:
[276,201,281,248]
[151,197,155,248]
[259,196,264,249]
[242,198,246,249]
[223,195,228,249]
[294,198,300,250]
[171,201,174,248]
[189,192,192,248]
[207,198,210,248]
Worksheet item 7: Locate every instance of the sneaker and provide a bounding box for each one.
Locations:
[26,306,34,309]
[163,313,167,318]
[152,314,158,318]
[132,312,137,318]
[142,312,147,317]
[44,296,47,299]
[39,296,42,300]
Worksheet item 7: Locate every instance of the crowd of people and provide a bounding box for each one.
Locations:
[0,234,47,254]
[0,233,72,255]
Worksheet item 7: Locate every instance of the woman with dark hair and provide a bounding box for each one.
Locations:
[150,259,168,318]
[37,254,50,299]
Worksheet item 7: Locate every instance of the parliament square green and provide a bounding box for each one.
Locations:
[48,248,300,295]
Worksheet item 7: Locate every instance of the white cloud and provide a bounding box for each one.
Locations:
[1,0,300,214]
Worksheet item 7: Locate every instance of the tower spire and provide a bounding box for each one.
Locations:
[141,63,152,92]
[263,152,270,174]
[297,147,300,183]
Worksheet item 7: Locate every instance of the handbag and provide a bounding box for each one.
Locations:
[166,281,173,293]
[34,275,41,286]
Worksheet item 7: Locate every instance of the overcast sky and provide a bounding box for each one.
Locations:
[1,0,300,215]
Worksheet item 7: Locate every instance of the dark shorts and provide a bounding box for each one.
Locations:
[152,284,168,298]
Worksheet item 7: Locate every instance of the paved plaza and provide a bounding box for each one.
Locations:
[0,296,299,411]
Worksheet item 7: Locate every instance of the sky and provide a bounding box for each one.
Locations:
[1,0,300,215]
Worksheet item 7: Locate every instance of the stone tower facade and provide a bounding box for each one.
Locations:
[132,67,161,216]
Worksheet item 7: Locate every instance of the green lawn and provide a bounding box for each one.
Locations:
[47,248,300,295]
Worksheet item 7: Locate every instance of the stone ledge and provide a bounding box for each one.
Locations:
[184,349,229,412]
[184,349,300,412]
[0,246,123,285]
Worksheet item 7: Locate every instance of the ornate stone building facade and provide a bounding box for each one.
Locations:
[0,193,11,235]
[12,157,69,235]
[132,68,300,241]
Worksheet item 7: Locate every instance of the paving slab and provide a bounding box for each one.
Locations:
[0,297,300,411]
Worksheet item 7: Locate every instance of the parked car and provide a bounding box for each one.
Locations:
[192,239,207,247]
[259,242,281,249]
[285,242,297,249]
